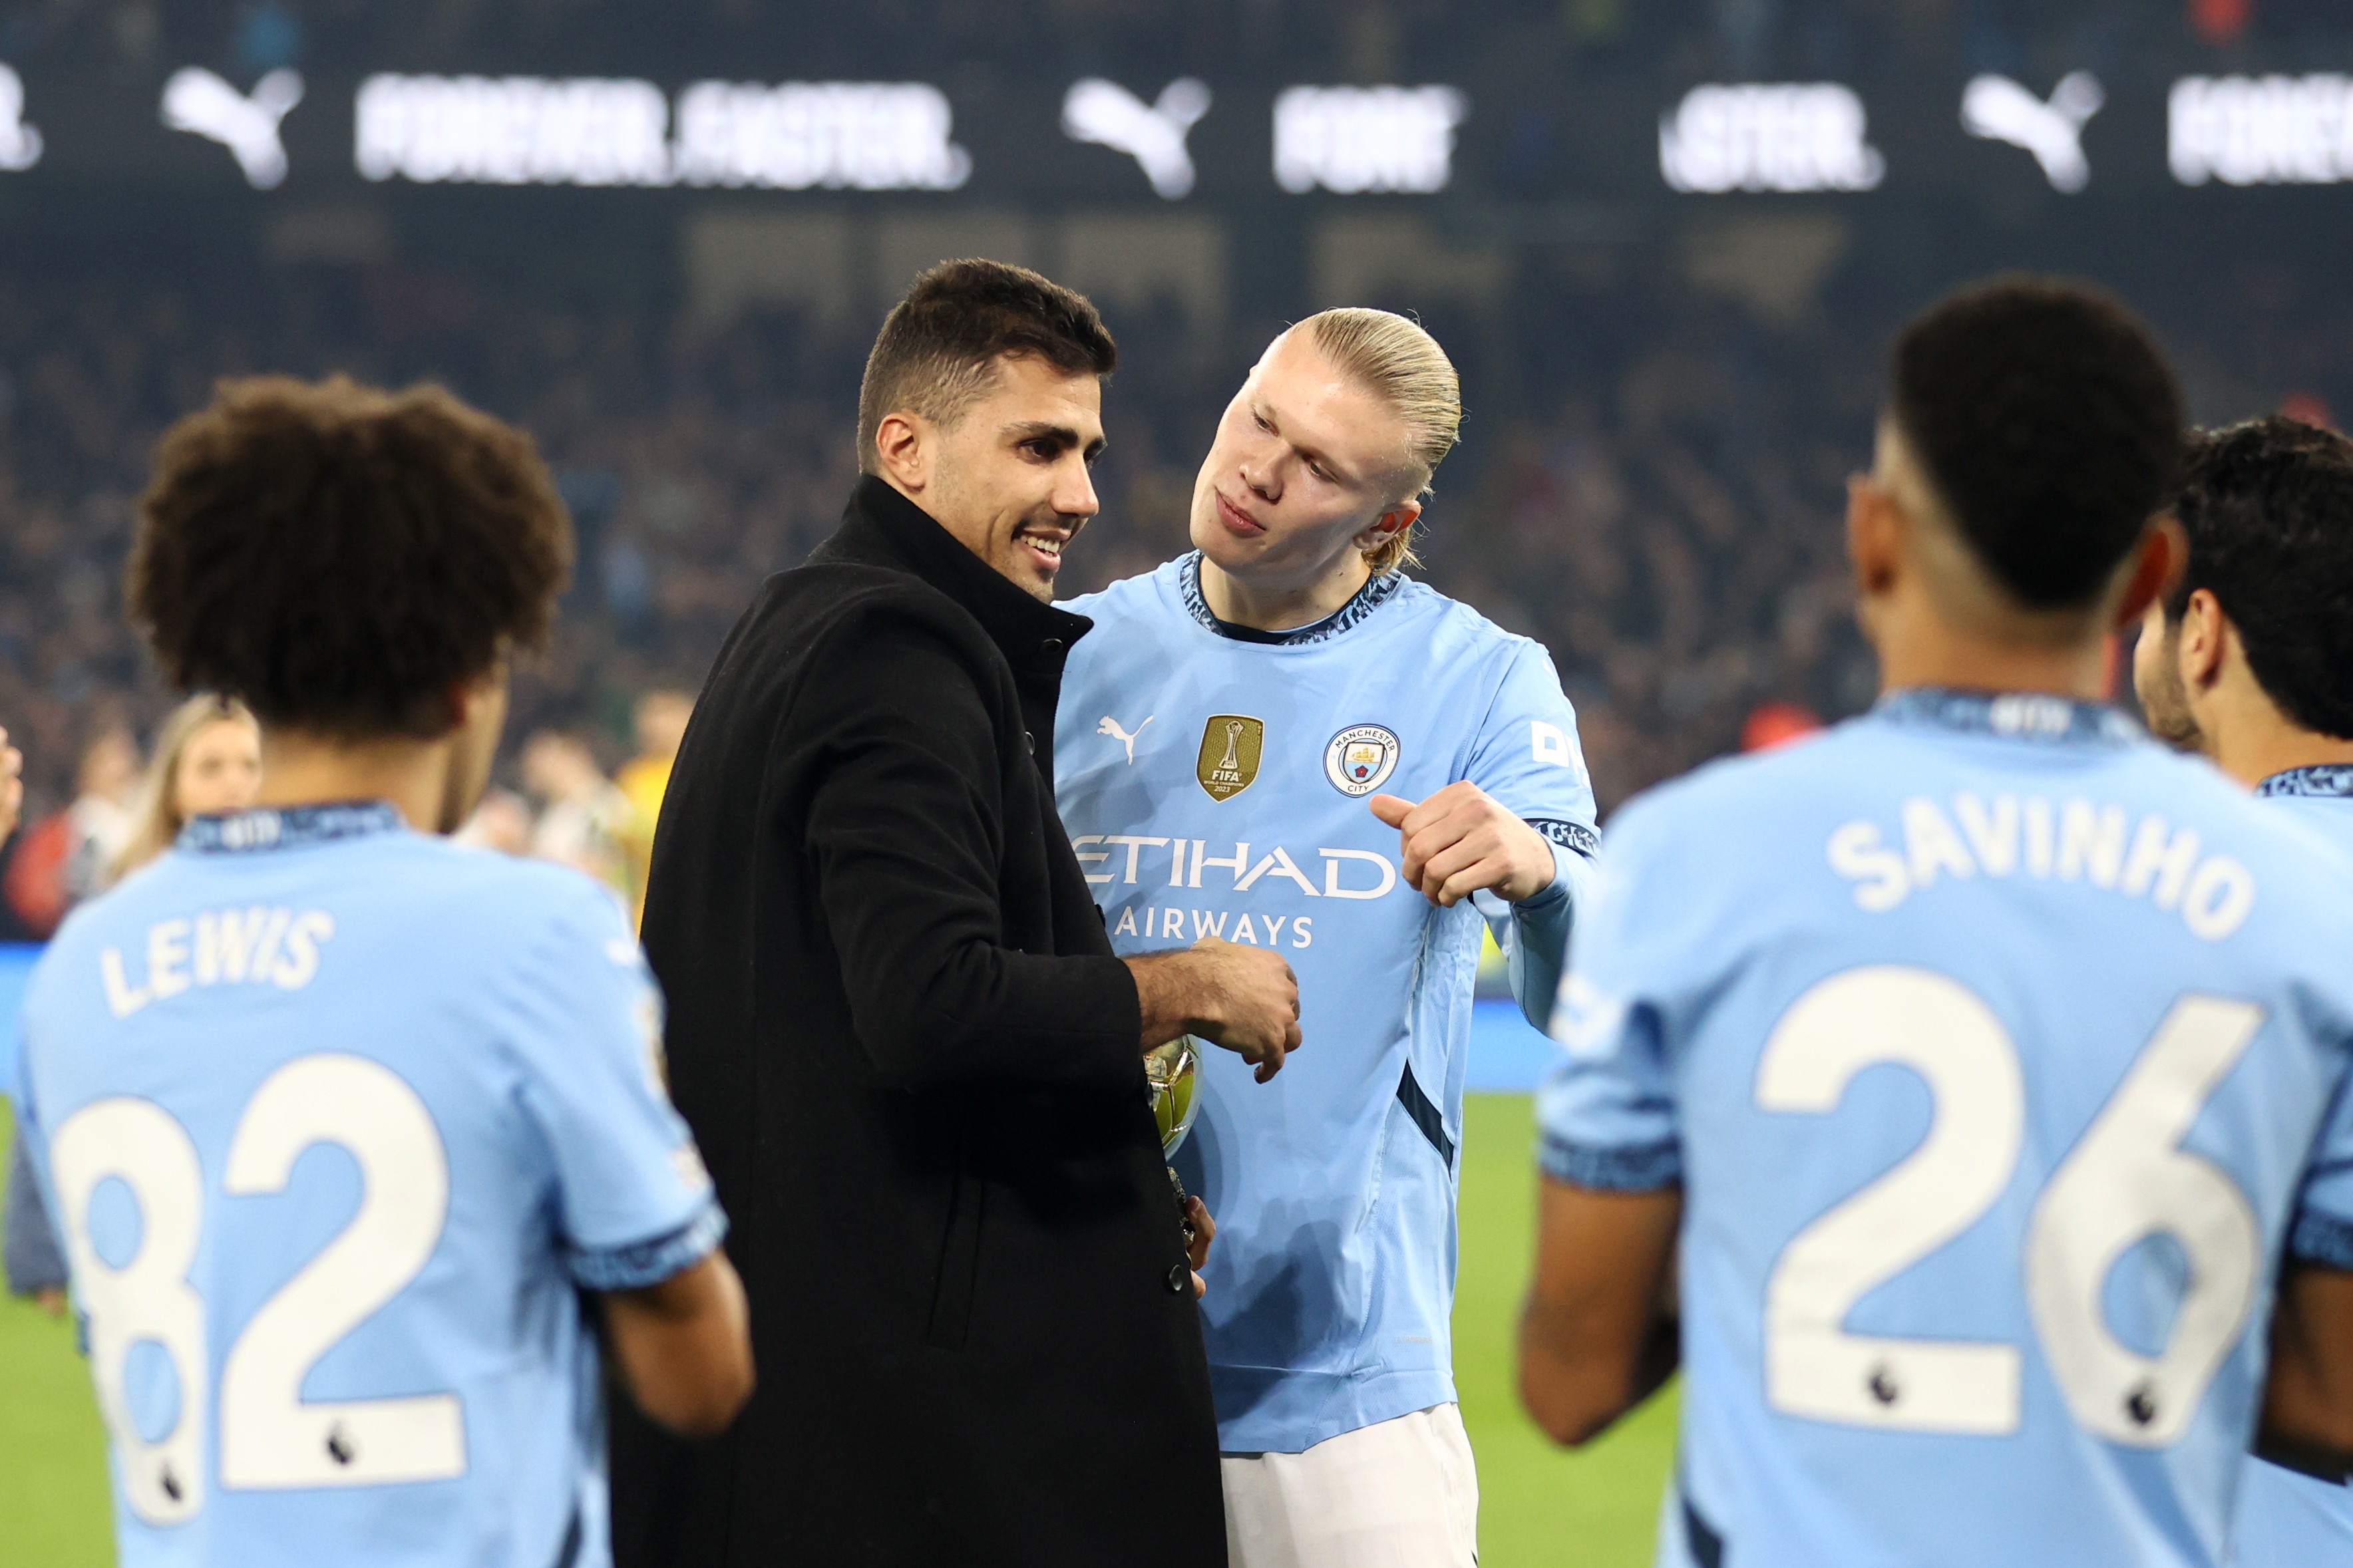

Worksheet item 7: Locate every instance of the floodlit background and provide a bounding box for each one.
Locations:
[0,0,2346,1559]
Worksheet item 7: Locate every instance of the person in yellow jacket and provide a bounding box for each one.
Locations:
[617,689,693,925]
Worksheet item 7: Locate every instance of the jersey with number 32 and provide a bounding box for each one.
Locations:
[2230,766,2353,1566]
[13,804,723,1568]
[1539,693,2353,1568]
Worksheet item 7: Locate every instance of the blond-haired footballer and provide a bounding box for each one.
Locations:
[1055,311,1598,1567]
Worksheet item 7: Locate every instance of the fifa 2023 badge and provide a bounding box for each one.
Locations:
[1325,724,1401,797]
[1195,714,1265,802]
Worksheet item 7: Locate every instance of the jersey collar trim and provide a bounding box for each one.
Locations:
[2257,764,2353,800]
[1177,551,1404,645]
[1873,687,2141,748]
[179,801,408,854]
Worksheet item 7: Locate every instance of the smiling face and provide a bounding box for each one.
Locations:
[892,353,1106,602]
[1188,331,1420,591]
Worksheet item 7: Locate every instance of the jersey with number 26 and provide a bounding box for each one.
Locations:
[13,804,724,1568]
[1539,693,2353,1568]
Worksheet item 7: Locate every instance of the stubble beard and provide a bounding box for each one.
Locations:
[2139,641,2208,756]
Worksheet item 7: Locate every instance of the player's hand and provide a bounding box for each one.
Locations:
[1185,1195,1215,1297]
[0,726,23,844]
[1370,782,1556,907]
[33,1285,64,1319]
[1186,936,1300,1081]
[1127,937,1302,1082]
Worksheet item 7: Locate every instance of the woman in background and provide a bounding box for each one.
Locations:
[5,694,260,1313]
[108,693,261,882]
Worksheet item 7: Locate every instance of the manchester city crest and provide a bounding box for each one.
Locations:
[1324,724,1401,796]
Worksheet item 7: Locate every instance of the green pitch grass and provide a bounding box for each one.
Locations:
[0,1097,112,1568]
[0,1092,1674,1565]
[1456,1092,1677,1566]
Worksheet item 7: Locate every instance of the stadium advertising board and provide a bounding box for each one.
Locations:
[0,2,2340,217]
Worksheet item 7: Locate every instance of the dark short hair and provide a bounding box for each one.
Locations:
[128,375,573,738]
[856,259,1117,472]
[2167,416,2353,738]
[1891,275,2185,609]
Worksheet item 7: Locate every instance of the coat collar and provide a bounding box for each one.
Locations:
[820,475,1095,681]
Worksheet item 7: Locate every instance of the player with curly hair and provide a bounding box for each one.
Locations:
[14,376,753,1568]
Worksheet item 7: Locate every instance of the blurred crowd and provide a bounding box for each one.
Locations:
[0,256,1886,857]
[0,685,692,941]
[0,223,2335,879]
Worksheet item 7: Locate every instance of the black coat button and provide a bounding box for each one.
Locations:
[1041,637,1065,654]
[1165,1262,1190,1294]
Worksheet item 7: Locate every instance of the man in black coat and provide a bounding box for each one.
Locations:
[614,260,1302,1566]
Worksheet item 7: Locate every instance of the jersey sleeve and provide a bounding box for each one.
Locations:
[1465,639,1601,1025]
[5,1015,66,1297]
[504,883,726,1292]
[2288,1054,2353,1271]
[1535,800,1687,1193]
[1465,639,1600,858]
[4,1132,65,1297]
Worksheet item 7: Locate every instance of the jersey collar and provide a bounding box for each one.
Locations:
[1872,687,2142,748]
[1177,552,1404,646]
[179,801,409,855]
[2257,764,2353,800]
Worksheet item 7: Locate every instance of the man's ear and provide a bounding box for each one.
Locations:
[441,678,476,736]
[445,667,505,735]
[1847,474,1902,603]
[2178,587,2230,691]
[1355,498,1422,551]
[2112,516,2186,631]
[872,411,930,492]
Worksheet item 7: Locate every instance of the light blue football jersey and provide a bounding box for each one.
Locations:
[1058,553,1597,1453]
[1538,692,2353,1568]
[2230,765,2353,1566]
[13,803,723,1568]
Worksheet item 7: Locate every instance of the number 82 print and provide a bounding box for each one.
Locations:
[47,1054,463,1524]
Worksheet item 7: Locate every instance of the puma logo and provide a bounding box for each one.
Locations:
[1061,78,1211,200]
[0,66,41,172]
[162,67,303,190]
[1962,71,2103,193]
[1098,714,1153,764]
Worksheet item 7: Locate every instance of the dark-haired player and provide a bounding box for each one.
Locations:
[619,259,1294,1565]
[2132,415,2353,1563]
[1518,279,2353,1567]
[13,377,753,1568]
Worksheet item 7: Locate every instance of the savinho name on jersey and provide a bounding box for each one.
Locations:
[1827,793,2257,939]
[102,905,335,1017]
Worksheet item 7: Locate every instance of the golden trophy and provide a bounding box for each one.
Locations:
[1145,1036,1200,1155]
[1146,1037,1204,1251]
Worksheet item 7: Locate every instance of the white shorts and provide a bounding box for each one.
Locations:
[1222,1403,1479,1568]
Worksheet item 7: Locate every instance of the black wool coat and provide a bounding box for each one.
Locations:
[612,476,1226,1568]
